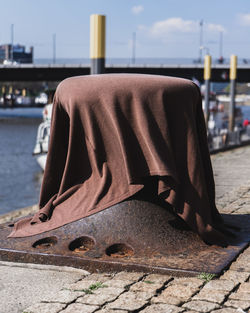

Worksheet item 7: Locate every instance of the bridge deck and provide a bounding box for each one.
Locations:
[1,64,250,82]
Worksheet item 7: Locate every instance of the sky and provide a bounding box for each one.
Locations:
[0,0,250,61]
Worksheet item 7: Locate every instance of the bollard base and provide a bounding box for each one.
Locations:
[0,199,249,276]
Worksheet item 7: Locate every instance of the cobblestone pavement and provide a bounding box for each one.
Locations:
[9,147,250,312]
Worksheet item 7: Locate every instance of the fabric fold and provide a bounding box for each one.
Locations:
[9,74,228,245]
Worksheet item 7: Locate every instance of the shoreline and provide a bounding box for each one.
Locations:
[0,204,38,224]
[0,107,43,119]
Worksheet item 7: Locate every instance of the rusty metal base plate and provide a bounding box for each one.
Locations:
[0,199,249,276]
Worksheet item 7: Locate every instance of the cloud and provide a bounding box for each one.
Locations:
[148,18,198,38]
[132,5,144,15]
[207,23,226,32]
[140,18,226,40]
[238,13,250,26]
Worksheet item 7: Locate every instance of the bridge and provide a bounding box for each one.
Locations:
[0,63,250,82]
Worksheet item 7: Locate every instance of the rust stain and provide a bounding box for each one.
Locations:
[0,199,249,276]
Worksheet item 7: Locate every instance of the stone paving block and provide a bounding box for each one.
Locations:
[229,199,247,206]
[224,299,250,310]
[203,279,236,291]
[171,277,204,288]
[229,291,250,301]
[192,289,228,304]
[210,309,242,313]
[151,295,182,306]
[60,303,99,313]
[230,260,250,272]
[220,270,249,283]
[182,300,220,312]
[95,309,128,313]
[76,287,124,306]
[23,302,66,313]
[40,290,83,304]
[66,280,101,291]
[130,280,163,296]
[237,282,250,293]
[140,303,184,313]
[76,293,118,306]
[234,207,250,214]
[94,287,124,296]
[104,279,134,289]
[83,273,114,282]
[242,246,250,255]
[144,274,172,284]
[239,197,250,203]
[113,271,144,281]
[238,253,250,262]
[152,285,198,304]
[105,291,150,311]
[217,195,237,205]
[219,205,237,213]
[216,204,224,211]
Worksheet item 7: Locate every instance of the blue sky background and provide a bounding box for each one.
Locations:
[0,0,250,60]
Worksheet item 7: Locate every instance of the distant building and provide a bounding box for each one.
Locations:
[0,44,33,64]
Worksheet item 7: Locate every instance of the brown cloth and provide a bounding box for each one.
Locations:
[9,74,228,245]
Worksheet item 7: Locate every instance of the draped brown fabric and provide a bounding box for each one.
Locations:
[9,74,227,245]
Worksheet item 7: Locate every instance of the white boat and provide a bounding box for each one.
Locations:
[35,92,48,106]
[15,96,32,106]
[33,103,52,170]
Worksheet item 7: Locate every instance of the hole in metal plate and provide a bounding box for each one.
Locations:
[69,236,95,253]
[106,243,134,258]
[32,236,58,249]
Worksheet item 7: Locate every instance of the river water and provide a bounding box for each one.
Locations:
[0,109,43,215]
[0,106,250,216]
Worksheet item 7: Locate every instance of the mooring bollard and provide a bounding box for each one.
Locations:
[204,55,211,127]
[229,55,237,132]
[90,14,106,75]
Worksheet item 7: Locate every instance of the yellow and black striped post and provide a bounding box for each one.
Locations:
[229,55,237,132]
[204,55,212,127]
[90,14,106,75]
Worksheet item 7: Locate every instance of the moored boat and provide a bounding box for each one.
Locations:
[33,103,52,170]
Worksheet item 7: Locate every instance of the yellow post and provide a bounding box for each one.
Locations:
[203,55,212,126]
[1,86,5,94]
[230,55,237,80]
[22,88,26,97]
[9,86,13,94]
[90,14,106,74]
[229,55,237,131]
[204,55,211,80]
